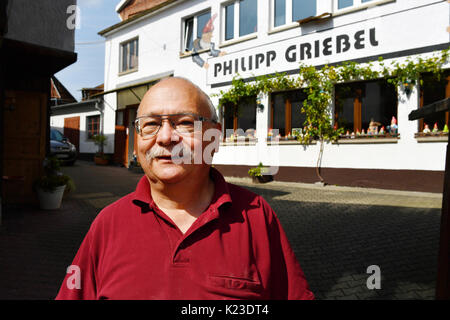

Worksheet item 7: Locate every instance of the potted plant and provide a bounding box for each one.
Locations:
[248,162,273,184]
[34,156,75,210]
[92,134,109,165]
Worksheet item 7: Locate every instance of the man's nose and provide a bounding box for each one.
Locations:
[156,120,180,145]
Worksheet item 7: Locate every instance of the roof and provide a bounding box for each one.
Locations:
[98,0,180,36]
[50,76,77,104]
[116,0,132,13]
[81,84,104,91]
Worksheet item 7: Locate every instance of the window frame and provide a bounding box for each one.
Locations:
[119,37,139,75]
[334,78,399,138]
[270,89,308,139]
[418,71,450,135]
[222,99,257,142]
[270,0,317,31]
[221,0,258,45]
[86,115,101,140]
[333,0,395,15]
[181,9,212,53]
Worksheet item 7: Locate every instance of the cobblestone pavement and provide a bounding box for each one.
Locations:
[0,161,443,300]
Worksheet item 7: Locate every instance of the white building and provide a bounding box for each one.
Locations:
[50,85,109,160]
[98,0,450,192]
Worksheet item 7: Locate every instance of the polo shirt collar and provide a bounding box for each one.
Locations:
[132,167,232,214]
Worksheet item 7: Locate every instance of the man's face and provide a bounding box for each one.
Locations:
[136,79,220,184]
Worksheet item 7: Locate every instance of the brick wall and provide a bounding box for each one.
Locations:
[119,0,172,20]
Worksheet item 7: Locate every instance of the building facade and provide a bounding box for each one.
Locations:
[1,0,77,211]
[50,84,107,160]
[99,0,450,192]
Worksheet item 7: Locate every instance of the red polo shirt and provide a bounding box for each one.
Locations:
[56,168,314,300]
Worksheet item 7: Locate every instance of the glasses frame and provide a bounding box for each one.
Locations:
[134,112,218,138]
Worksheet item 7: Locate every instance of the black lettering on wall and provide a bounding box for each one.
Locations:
[323,37,332,56]
[255,53,265,69]
[354,30,365,50]
[224,60,232,75]
[241,57,247,72]
[369,28,379,46]
[266,51,276,67]
[285,45,297,62]
[314,40,320,58]
[300,43,312,60]
[249,55,253,70]
[336,34,350,54]
[214,63,222,77]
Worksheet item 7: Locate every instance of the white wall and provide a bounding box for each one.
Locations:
[102,0,450,171]
[51,109,106,154]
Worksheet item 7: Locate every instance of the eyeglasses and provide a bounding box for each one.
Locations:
[135,113,217,139]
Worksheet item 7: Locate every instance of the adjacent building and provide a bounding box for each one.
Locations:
[50,84,106,160]
[1,0,77,211]
[99,0,450,192]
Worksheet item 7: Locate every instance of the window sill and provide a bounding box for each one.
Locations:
[415,133,448,143]
[179,48,209,58]
[266,139,317,145]
[221,139,257,146]
[334,135,400,144]
[333,0,396,17]
[268,23,299,35]
[219,33,257,49]
[118,68,138,77]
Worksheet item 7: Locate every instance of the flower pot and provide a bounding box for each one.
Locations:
[252,175,273,184]
[36,185,66,210]
[94,156,109,165]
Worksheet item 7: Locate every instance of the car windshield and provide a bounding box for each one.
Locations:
[51,129,65,142]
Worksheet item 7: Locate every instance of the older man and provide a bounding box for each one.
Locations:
[56,77,314,300]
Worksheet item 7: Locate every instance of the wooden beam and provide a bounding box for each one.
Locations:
[436,133,450,299]
[409,98,450,120]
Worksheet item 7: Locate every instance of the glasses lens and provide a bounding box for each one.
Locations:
[140,117,161,136]
[173,114,196,134]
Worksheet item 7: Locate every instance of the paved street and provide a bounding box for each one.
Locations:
[0,161,443,299]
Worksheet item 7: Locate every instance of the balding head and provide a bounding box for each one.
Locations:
[138,77,218,122]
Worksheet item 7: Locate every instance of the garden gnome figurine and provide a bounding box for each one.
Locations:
[432,122,439,133]
[390,116,398,135]
[444,124,449,133]
[423,124,431,133]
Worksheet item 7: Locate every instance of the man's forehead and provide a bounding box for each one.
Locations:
[139,80,206,116]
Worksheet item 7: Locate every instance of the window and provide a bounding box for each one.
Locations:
[336,0,374,10]
[183,10,212,52]
[271,89,307,138]
[223,0,257,42]
[334,79,397,136]
[419,70,450,134]
[87,115,100,139]
[223,98,257,141]
[273,0,316,28]
[120,38,139,73]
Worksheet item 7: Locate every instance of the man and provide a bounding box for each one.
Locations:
[56,77,314,300]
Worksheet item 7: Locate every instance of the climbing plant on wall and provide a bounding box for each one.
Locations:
[214,47,450,183]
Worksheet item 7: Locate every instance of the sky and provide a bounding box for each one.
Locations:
[55,0,121,101]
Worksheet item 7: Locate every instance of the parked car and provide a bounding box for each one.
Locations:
[50,128,77,165]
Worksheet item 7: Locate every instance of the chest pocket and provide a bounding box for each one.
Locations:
[207,274,265,299]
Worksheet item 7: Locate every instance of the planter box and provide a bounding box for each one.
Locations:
[94,156,109,165]
[252,175,274,184]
